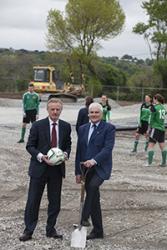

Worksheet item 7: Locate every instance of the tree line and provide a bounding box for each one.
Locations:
[0,0,167,100]
[0,48,158,95]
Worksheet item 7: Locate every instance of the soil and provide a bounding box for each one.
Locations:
[0,98,167,250]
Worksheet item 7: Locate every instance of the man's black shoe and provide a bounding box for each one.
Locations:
[19,232,32,241]
[81,220,91,227]
[87,232,104,240]
[46,231,63,239]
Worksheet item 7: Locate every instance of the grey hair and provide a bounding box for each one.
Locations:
[89,102,103,112]
[47,98,63,108]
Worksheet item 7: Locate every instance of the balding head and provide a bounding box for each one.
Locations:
[89,102,103,113]
[88,102,103,123]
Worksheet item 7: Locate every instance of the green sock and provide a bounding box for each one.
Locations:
[144,141,149,152]
[148,150,154,165]
[161,150,167,165]
[132,140,138,152]
[21,127,26,140]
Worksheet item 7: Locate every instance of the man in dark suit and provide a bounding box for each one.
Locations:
[76,96,94,134]
[75,102,115,240]
[19,98,71,241]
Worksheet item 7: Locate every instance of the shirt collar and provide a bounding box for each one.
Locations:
[48,117,59,126]
[90,121,100,128]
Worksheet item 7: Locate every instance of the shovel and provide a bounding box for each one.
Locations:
[71,164,88,249]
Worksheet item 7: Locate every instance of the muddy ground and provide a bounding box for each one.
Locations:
[0,98,167,250]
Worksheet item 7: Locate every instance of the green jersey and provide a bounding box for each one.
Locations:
[23,91,40,114]
[150,104,166,131]
[140,102,151,122]
[100,103,111,122]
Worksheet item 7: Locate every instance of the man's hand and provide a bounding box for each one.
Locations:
[64,152,68,161]
[76,175,81,184]
[83,159,96,168]
[42,155,53,166]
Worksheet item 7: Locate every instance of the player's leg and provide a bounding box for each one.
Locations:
[18,122,27,143]
[159,131,166,167]
[147,143,155,166]
[143,122,149,152]
[144,136,149,152]
[30,109,37,124]
[18,111,30,143]
[145,128,156,166]
[131,132,140,153]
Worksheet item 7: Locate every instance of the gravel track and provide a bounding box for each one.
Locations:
[1,98,167,250]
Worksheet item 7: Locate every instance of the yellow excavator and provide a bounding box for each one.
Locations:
[30,65,85,101]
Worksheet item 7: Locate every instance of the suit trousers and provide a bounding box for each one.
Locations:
[24,167,62,235]
[82,168,104,234]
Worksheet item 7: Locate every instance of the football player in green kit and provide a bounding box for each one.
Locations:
[131,94,152,153]
[146,93,167,167]
[17,83,40,143]
[100,95,111,122]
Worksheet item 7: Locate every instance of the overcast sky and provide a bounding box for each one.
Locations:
[0,0,150,59]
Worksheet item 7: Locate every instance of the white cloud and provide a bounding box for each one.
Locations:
[0,0,150,58]
[98,0,150,58]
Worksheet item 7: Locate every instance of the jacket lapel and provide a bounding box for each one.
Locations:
[88,121,104,143]
[58,120,63,148]
[44,118,51,146]
[84,123,91,145]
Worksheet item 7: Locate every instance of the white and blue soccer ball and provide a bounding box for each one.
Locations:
[47,147,65,165]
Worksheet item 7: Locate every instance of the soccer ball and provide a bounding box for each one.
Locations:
[47,147,65,165]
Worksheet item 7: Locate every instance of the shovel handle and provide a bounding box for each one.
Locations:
[80,181,85,203]
[80,162,89,180]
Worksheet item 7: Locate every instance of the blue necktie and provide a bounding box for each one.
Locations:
[89,124,97,142]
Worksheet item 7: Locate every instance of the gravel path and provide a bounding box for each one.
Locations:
[1,98,167,250]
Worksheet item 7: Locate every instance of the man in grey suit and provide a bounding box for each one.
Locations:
[75,102,115,240]
[19,98,71,241]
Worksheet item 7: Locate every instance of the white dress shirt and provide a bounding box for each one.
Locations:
[49,117,59,147]
[88,121,100,143]
[37,118,59,162]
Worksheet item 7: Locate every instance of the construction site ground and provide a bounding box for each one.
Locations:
[0,98,167,250]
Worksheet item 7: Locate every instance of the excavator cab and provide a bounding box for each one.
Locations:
[30,65,85,102]
[31,66,64,93]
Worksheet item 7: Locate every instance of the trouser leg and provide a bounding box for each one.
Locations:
[46,170,62,235]
[24,177,45,234]
[90,187,103,234]
[82,170,103,232]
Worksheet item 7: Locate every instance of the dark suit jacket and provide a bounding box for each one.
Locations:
[75,121,115,180]
[76,107,89,134]
[26,117,71,178]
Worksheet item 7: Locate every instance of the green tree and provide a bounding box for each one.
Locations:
[133,0,167,60]
[153,59,167,88]
[133,0,167,87]
[133,22,153,60]
[46,0,125,83]
[95,61,126,86]
[127,67,159,88]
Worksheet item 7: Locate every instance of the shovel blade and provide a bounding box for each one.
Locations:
[71,226,87,248]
